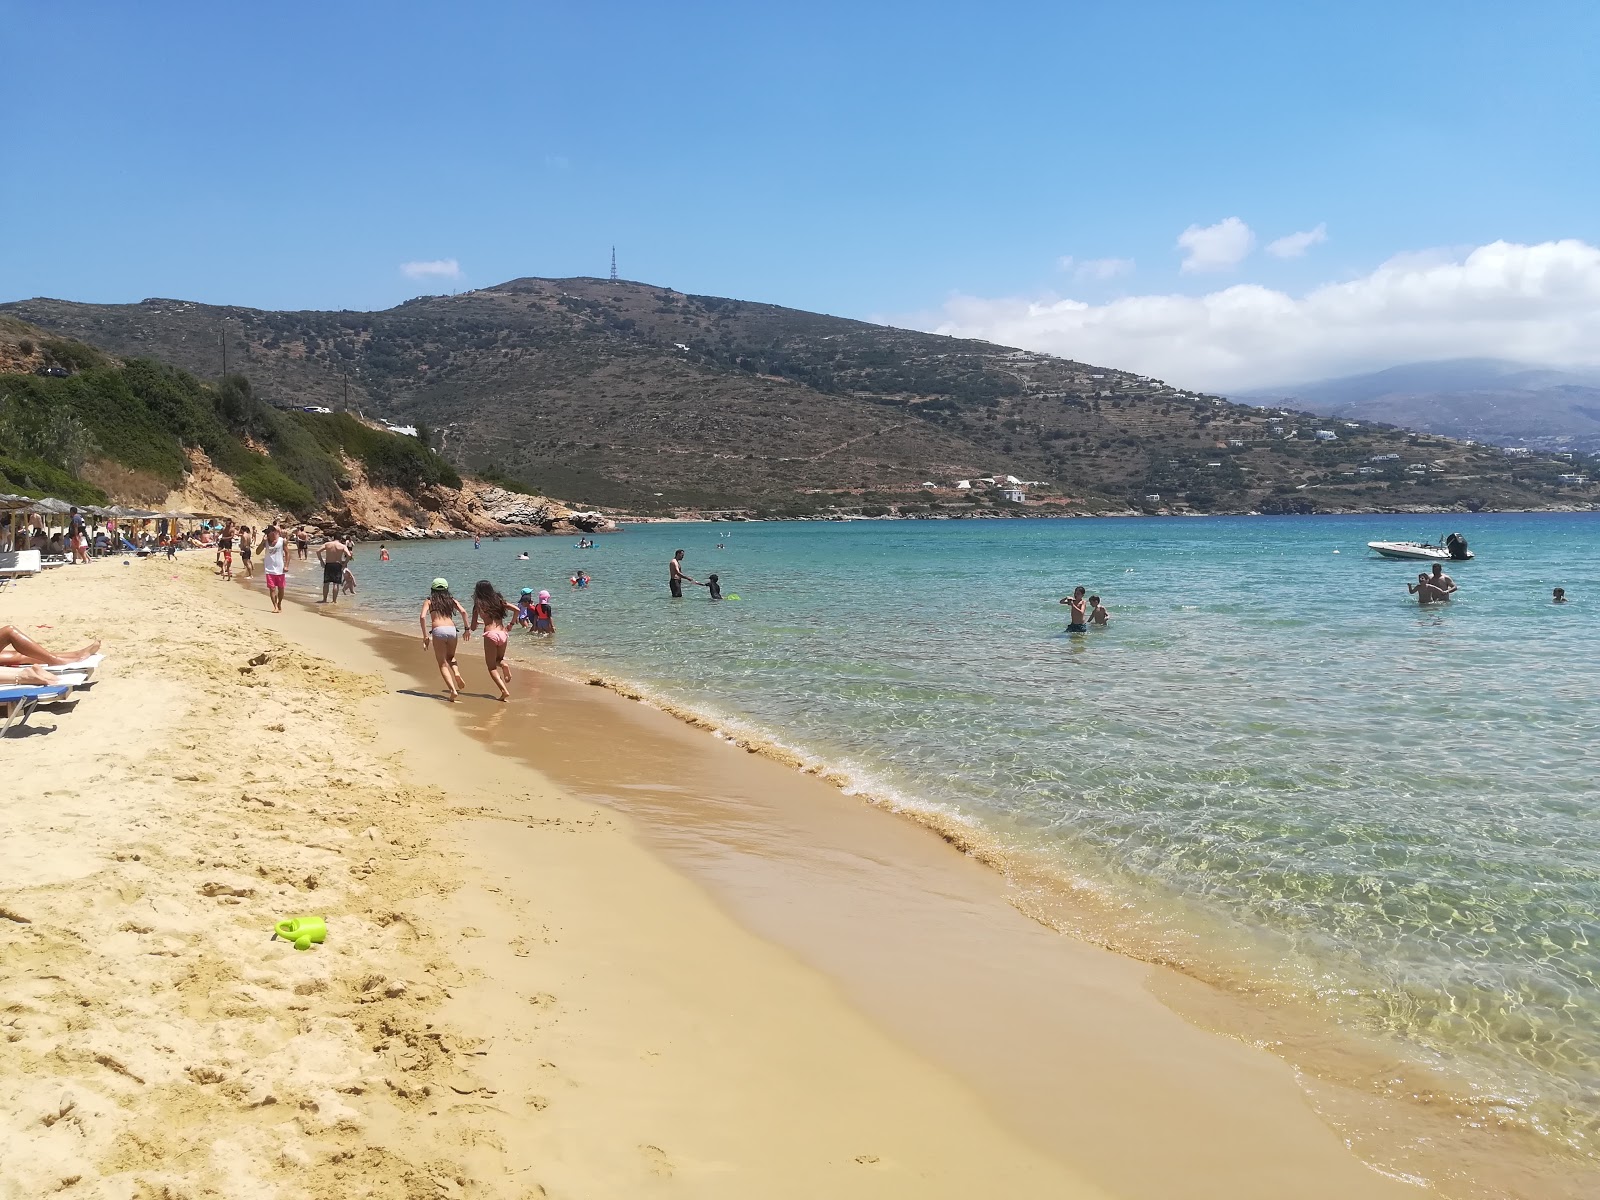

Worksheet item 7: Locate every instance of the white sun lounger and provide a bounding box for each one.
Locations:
[0,550,43,590]
[43,654,104,679]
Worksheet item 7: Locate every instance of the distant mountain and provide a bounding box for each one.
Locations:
[1236,359,1600,452]
[4,283,1591,516]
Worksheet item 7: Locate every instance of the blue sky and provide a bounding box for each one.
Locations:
[6,1,1600,387]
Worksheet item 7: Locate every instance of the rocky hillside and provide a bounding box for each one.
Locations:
[6,282,1596,516]
[0,318,608,537]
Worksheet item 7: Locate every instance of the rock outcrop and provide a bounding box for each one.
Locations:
[156,451,618,541]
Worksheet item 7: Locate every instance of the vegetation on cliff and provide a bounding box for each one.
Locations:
[0,323,458,514]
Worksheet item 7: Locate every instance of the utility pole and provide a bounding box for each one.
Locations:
[343,371,349,410]
[610,246,618,283]
[221,325,228,378]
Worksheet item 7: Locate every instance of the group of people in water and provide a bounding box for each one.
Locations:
[1059,586,1111,633]
[1407,562,1459,604]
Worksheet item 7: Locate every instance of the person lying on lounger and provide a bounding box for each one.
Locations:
[0,663,56,686]
[0,626,101,667]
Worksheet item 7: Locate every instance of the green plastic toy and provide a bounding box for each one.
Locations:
[273,915,327,951]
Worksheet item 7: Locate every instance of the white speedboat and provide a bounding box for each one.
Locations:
[1367,533,1473,561]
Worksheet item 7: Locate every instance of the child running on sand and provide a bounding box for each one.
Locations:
[469,579,517,701]
[419,578,470,702]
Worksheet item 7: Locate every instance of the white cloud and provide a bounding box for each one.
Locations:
[400,258,463,281]
[1058,256,1134,280]
[1267,223,1328,259]
[1177,217,1255,273]
[1076,257,1135,281]
[913,239,1600,391]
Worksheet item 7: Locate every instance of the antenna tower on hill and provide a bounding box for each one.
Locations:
[609,246,618,283]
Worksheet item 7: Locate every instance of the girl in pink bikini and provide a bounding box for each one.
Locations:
[469,579,517,702]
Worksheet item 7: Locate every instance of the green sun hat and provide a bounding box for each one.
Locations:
[431,578,449,591]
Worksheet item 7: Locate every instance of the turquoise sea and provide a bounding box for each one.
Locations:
[336,513,1600,1152]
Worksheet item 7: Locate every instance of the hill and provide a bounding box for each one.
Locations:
[5,282,1595,517]
[1236,359,1600,453]
[0,316,610,537]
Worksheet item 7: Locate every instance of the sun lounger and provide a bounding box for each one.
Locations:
[0,683,71,737]
[43,654,104,680]
[0,550,43,590]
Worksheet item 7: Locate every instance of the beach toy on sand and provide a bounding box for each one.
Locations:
[273,915,327,951]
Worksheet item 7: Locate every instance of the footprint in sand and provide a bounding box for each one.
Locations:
[639,1144,673,1177]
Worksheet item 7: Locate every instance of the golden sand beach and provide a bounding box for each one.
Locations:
[1,553,1509,1198]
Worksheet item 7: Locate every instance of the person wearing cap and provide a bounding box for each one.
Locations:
[530,589,555,636]
[515,587,538,629]
[419,578,470,702]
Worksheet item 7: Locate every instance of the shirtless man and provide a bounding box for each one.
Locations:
[668,549,699,598]
[317,534,349,604]
[1428,562,1458,600]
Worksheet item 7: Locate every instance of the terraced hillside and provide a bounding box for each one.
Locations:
[6,280,1592,515]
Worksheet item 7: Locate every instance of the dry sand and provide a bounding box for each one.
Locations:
[1,552,1542,1199]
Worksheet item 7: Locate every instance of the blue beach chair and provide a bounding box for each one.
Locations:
[0,683,72,737]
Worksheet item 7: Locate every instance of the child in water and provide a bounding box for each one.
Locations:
[706,573,723,600]
[469,579,517,701]
[1553,587,1568,603]
[530,590,554,636]
[1087,595,1110,626]
[419,579,470,702]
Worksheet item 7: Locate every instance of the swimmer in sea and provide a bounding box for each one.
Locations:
[1063,586,1088,632]
[1553,587,1568,603]
[518,551,529,560]
[1087,595,1110,626]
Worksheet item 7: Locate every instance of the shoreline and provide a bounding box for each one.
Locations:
[418,613,1600,1200]
[281,575,1595,1197]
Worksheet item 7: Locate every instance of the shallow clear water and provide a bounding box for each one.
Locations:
[340,513,1600,1149]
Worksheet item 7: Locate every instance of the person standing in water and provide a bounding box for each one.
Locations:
[668,549,700,598]
[1062,586,1088,632]
[419,579,470,702]
[1087,595,1110,626]
[469,579,516,702]
[259,525,289,613]
[317,534,349,604]
[1428,561,1458,600]
[1409,573,1442,603]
